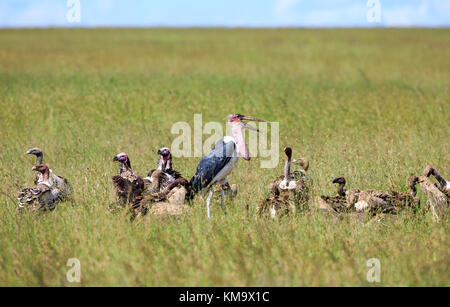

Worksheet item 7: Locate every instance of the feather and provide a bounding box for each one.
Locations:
[190,139,236,193]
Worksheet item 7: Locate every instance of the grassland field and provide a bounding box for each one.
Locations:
[0,28,448,286]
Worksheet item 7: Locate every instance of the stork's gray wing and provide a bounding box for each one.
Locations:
[190,139,236,193]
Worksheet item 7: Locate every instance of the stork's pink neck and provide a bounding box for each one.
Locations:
[230,122,249,160]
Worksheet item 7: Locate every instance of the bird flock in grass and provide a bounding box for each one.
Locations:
[17,113,449,222]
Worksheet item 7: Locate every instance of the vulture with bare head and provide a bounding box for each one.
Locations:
[25,147,71,200]
[18,164,62,211]
[144,147,188,195]
[112,152,145,206]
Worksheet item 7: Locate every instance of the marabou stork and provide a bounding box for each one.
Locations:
[190,113,267,218]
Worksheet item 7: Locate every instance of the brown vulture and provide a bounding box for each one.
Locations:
[112,152,145,206]
[25,147,71,200]
[18,164,61,211]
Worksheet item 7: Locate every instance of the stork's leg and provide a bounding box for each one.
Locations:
[206,189,214,219]
[220,189,228,216]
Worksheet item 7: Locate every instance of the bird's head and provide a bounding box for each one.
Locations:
[227,113,267,132]
[25,148,43,156]
[32,164,49,174]
[284,147,292,160]
[157,147,172,170]
[423,165,435,177]
[157,147,171,160]
[293,157,309,171]
[113,152,128,163]
[332,177,346,185]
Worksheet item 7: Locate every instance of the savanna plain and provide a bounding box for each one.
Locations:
[0,28,448,286]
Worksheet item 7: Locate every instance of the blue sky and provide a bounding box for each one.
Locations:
[0,0,449,28]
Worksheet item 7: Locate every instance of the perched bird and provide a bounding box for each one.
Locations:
[144,147,185,194]
[25,147,71,200]
[424,165,450,198]
[112,152,145,206]
[259,147,311,218]
[190,113,267,218]
[18,164,61,211]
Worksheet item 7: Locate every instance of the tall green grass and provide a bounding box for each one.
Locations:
[0,28,448,286]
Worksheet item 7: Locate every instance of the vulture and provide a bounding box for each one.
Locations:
[415,172,448,222]
[315,177,358,215]
[424,165,450,198]
[258,147,311,218]
[317,176,419,215]
[112,152,145,206]
[144,147,187,194]
[269,148,311,203]
[25,148,71,200]
[18,164,61,211]
[353,178,420,214]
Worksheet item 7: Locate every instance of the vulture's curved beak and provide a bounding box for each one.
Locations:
[113,156,119,162]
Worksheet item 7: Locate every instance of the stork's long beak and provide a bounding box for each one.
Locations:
[240,115,267,123]
[240,115,267,133]
[242,122,261,133]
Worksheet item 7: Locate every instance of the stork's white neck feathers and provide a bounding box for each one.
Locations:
[223,136,235,143]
